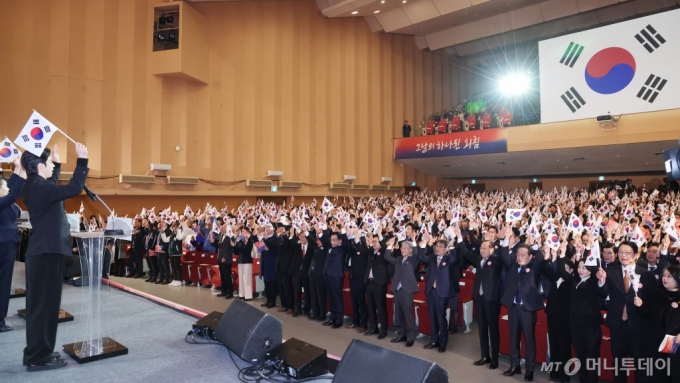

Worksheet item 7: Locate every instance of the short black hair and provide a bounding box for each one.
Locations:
[21,148,51,176]
[618,241,638,255]
[515,243,532,256]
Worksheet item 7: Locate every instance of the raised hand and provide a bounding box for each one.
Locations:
[596,267,607,284]
[75,143,88,159]
[633,297,642,307]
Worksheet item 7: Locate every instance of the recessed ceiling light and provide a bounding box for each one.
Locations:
[374,10,380,13]
[381,0,385,3]
[351,11,358,14]
[403,0,407,3]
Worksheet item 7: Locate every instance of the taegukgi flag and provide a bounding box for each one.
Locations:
[539,9,680,124]
[0,137,21,163]
[14,111,58,156]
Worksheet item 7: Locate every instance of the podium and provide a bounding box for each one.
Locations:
[62,232,128,364]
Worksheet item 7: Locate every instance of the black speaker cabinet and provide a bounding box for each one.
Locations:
[332,339,448,383]
[215,299,282,364]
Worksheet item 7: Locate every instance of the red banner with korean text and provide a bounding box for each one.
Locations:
[394,129,507,159]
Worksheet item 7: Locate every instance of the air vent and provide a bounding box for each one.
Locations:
[655,152,664,156]
[167,176,198,185]
[58,172,73,181]
[351,184,369,190]
[369,184,388,191]
[388,186,403,192]
[246,179,272,188]
[572,157,585,161]
[119,174,155,184]
[442,164,450,167]
[279,181,302,188]
[496,161,506,165]
[330,182,351,190]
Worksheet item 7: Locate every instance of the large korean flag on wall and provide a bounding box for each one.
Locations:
[539,9,680,124]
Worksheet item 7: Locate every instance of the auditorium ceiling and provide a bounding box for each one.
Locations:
[398,140,674,179]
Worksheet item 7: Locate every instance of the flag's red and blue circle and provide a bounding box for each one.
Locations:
[585,47,636,94]
[550,235,559,244]
[0,148,11,158]
[513,211,521,218]
[30,127,44,140]
[573,220,580,227]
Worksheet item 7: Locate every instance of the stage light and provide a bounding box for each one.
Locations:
[599,175,605,181]
[498,73,529,96]
[471,179,476,184]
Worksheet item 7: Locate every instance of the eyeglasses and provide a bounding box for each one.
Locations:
[618,250,635,256]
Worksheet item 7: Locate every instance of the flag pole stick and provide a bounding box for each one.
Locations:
[56,128,77,145]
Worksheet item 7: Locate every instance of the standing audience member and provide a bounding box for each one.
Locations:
[384,237,420,347]
[402,120,411,137]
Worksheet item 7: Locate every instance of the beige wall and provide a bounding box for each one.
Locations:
[0,0,457,194]
[448,174,666,191]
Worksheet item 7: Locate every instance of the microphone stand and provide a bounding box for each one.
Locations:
[83,184,124,236]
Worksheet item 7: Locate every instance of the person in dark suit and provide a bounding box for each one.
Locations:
[402,120,411,137]
[129,217,146,279]
[308,237,328,322]
[273,224,293,313]
[289,228,315,318]
[361,233,388,339]
[597,241,658,383]
[384,236,421,347]
[559,257,606,383]
[500,228,545,382]
[234,227,254,301]
[211,223,234,299]
[543,253,573,383]
[633,265,680,383]
[259,227,279,308]
[459,235,503,369]
[346,228,368,332]
[599,242,620,310]
[102,238,114,280]
[637,242,666,288]
[21,143,88,371]
[318,226,348,328]
[417,234,460,353]
[0,158,27,333]
[144,222,159,282]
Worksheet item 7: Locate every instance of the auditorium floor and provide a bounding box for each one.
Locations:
[107,273,553,382]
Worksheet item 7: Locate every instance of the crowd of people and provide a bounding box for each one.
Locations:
[106,181,680,382]
[402,103,512,137]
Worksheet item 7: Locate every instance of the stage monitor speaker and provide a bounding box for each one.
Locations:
[332,339,448,383]
[215,299,282,364]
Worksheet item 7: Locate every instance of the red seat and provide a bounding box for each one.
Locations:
[414,300,430,335]
[413,283,426,302]
[343,289,353,317]
[209,265,221,288]
[458,280,473,328]
[198,264,211,287]
[343,271,350,289]
[499,306,510,355]
[386,295,395,327]
[536,308,547,326]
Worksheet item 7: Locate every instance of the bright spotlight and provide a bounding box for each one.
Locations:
[498,73,529,96]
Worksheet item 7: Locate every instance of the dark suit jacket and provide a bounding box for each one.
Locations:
[309,245,328,278]
[500,245,546,311]
[599,264,657,330]
[553,259,606,325]
[271,234,292,275]
[288,235,315,276]
[131,226,147,252]
[0,174,25,243]
[361,242,389,285]
[22,160,88,257]
[211,233,234,263]
[636,258,666,288]
[384,247,422,294]
[458,241,503,302]
[416,247,459,298]
[347,237,368,282]
[319,230,348,278]
[235,236,254,264]
[542,258,572,319]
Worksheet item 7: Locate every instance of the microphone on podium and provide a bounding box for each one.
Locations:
[83,184,124,236]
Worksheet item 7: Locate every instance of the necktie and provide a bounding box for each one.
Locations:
[433,257,442,289]
[650,266,656,271]
[623,271,630,321]
[302,245,306,257]
[515,266,522,305]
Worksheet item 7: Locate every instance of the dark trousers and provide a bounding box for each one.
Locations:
[277,272,293,309]
[366,280,387,334]
[393,289,416,341]
[218,263,233,294]
[325,275,344,324]
[264,281,278,305]
[571,321,601,383]
[349,279,367,327]
[130,248,143,276]
[448,293,459,329]
[548,312,572,383]
[475,297,501,362]
[115,258,126,277]
[310,275,326,320]
[157,253,169,282]
[170,256,182,281]
[145,251,154,277]
[24,254,64,365]
[610,321,648,383]
[293,272,310,314]
[147,255,158,280]
[0,242,17,326]
[508,304,537,372]
[427,289,449,345]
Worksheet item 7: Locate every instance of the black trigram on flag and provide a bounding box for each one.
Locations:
[34,143,42,149]
[635,25,666,53]
[21,135,29,142]
[560,87,586,113]
[32,119,39,125]
[44,125,51,133]
[12,149,18,154]
[559,42,584,68]
[636,74,667,103]
[2,142,9,147]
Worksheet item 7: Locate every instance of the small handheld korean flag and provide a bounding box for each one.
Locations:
[624,205,636,221]
[14,111,59,156]
[630,225,646,248]
[546,233,561,250]
[0,137,21,163]
[506,209,525,223]
[569,213,583,233]
[585,240,601,267]
[321,197,334,213]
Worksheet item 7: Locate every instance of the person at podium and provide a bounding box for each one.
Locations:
[0,157,27,333]
[20,143,89,372]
